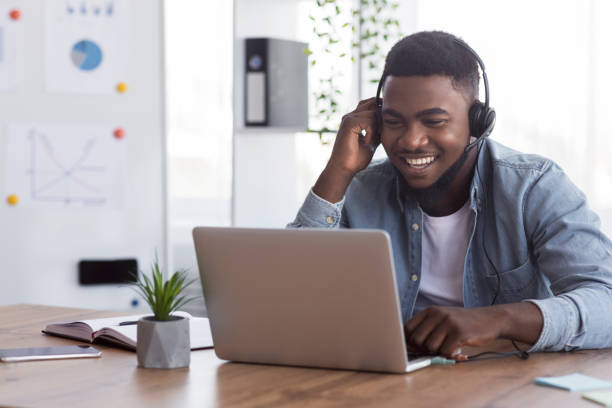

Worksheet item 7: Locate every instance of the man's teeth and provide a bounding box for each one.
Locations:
[404,156,436,166]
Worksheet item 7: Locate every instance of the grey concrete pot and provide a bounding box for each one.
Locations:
[137,315,190,369]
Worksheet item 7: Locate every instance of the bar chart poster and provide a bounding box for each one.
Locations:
[3,123,126,208]
[45,1,129,94]
[0,5,23,91]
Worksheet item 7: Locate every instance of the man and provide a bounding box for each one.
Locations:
[288,31,612,360]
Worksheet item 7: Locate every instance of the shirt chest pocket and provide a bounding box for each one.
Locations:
[486,258,538,295]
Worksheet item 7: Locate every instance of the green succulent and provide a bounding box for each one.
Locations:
[131,258,198,321]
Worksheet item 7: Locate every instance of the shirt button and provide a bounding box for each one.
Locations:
[411,274,418,282]
[325,216,335,224]
[411,223,419,231]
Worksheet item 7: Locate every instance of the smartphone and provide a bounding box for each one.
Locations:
[0,345,101,362]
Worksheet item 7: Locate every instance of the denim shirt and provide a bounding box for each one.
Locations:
[288,139,612,352]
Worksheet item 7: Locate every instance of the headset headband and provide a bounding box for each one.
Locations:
[375,38,489,112]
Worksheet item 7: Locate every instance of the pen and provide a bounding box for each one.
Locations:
[119,321,138,326]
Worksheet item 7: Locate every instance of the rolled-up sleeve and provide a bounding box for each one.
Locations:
[287,189,346,228]
[524,162,612,352]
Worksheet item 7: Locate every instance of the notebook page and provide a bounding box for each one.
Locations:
[82,311,193,332]
[101,316,213,350]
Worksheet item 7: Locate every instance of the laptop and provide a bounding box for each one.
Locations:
[192,226,433,374]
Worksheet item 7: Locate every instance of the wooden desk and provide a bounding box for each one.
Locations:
[1,305,610,408]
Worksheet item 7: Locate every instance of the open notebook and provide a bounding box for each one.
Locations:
[42,311,214,351]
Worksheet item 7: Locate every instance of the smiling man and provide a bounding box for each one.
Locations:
[288,31,612,359]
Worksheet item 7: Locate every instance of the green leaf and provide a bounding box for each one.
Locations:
[128,258,199,321]
[303,47,313,55]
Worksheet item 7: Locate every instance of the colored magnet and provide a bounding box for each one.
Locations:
[7,194,19,206]
[113,128,125,139]
[9,9,21,20]
[116,82,128,93]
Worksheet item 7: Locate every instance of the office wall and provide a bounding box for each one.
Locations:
[233,0,303,228]
[0,0,165,309]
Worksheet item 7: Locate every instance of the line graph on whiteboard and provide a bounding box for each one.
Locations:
[4,124,125,208]
[27,128,106,204]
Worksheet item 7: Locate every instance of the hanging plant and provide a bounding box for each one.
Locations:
[358,0,401,84]
[305,0,402,143]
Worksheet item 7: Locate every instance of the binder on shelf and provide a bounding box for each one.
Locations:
[245,38,308,128]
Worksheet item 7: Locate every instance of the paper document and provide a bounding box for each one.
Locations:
[0,5,23,90]
[534,373,612,392]
[583,390,612,407]
[4,123,126,208]
[45,0,129,94]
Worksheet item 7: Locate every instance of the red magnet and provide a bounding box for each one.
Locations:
[113,128,125,139]
[9,9,21,20]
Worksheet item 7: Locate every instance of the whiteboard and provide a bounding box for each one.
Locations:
[0,0,166,310]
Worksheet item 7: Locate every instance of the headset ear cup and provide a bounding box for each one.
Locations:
[482,108,496,137]
[468,102,485,138]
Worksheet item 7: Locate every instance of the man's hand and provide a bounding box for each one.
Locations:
[313,98,381,203]
[404,303,543,360]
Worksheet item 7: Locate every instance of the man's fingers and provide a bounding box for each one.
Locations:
[439,333,463,359]
[342,117,378,148]
[424,322,450,354]
[406,311,447,349]
[355,97,377,111]
[404,310,428,334]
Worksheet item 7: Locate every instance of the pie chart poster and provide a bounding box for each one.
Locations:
[45,0,129,94]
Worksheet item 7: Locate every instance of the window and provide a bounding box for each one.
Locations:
[164,0,233,314]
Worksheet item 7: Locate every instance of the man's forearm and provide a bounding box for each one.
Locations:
[496,301,544,345]
[312,164,355,204]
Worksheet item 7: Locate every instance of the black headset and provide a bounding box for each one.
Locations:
[375,38,496,152]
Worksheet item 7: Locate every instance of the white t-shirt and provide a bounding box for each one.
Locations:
[413,201,475,315]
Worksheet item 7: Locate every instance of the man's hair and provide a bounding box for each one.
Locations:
[380,31,480,100]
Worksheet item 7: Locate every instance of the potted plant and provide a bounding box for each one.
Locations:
[131,259,197,369]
